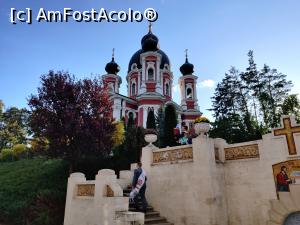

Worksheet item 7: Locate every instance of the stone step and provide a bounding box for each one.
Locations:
[123,188,172,225]
[145,216,167,224]
[123,189,131,193]
[148,223,173,225]
[149,223,173,225]
[129,206,154,211]
[145,211,160,218]
[129,201,146,206]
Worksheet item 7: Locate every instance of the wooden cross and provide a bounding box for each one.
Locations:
[273,117,300,155]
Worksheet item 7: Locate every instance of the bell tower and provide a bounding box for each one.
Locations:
[179,50,199,111]
[102,48,122,93]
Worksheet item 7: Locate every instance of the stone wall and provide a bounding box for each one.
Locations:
[223,136,282,225]
[141,138,228,225]
[63,169,143,225]
[140,116,300,225]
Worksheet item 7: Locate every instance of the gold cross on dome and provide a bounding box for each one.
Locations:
[273,117,300,155]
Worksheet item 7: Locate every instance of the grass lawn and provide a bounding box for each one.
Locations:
[0,158,69,225]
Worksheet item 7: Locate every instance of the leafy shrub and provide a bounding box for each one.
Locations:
[13,144,28,159]
[0,148,15,162]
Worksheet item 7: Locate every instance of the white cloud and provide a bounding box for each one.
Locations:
[291,83,300,96]
[172,84,180,93]
[197,79,215,88]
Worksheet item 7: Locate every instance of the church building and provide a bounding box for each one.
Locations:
[102,25,202,128]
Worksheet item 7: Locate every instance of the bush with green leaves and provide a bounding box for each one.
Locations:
[0,148,15,162]
[13,144,28,159]
[0,158,69,225]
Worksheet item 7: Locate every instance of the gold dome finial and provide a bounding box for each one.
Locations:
[112,48,115,58]
[185,49,188,59]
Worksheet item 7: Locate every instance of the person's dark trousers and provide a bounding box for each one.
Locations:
[134,185,148,212]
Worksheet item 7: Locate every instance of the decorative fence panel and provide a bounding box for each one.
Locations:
[152,146,193,165]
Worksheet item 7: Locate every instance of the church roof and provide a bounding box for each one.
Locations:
[128,49,170,72]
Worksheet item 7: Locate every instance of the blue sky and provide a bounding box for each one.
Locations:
[0,0,299,120]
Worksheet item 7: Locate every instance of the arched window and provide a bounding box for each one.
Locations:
[148,68,154,80]
[165,83,170,96]
[132,64,137,70]
[132,83,136,96]
[108,82,114,92]
[128,112,133,119]
[186,87,193,99]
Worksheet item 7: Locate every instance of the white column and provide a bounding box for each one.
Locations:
[140,59,146,93]
[143,106,148,128]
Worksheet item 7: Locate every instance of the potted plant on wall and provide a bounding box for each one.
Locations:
[194,116,211,137]
[144,110,158,146]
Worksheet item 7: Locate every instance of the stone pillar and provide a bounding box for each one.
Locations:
[214,138,228,163]
[63,170,144,225]
[63,173,86,225]
[191,136,228,225]
[141,144,157,172]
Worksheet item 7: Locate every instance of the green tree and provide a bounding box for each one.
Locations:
[0,100,3,114]
[281,94,300,122]
[127,113,135,130]
[259,64,292,128]
[163,105,177,147]
[122,113,146,163]
[240,50,262,123]
[146,110,156,129]
[0,105,29,150]
[156,106,165,148]
[210,115,246,144]
[210,50,291,143]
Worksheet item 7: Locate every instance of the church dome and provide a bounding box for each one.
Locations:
[180,57,194,75]
[141,31,159,51]
[128,26,170,72]
[105,56,120,75]
[128,49,170,72]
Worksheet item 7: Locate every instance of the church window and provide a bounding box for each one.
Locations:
[132,83,136,96]
[148,68,154,80]
[131,63,137,71]
[165,83,170,96]
[108,82,114,92]
[148,107,154,112]
[186,87,193,99]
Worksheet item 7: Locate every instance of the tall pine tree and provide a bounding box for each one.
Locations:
[146,110,156,129]
[210,50,292,143]
[156,106,165,148]
[163,105,177,147]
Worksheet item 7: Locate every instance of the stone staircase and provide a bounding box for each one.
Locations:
[123,187,173,225]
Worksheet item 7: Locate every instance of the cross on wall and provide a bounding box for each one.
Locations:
[273,116,300,155]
